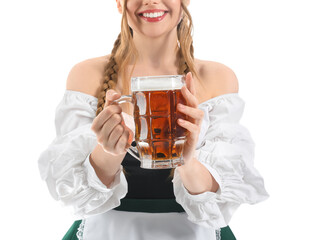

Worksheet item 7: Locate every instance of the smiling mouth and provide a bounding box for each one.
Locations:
[138,11,169,18]
[138,11,169,23]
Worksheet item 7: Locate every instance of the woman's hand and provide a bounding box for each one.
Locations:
[91,89,133,156]
[177,72,204,165]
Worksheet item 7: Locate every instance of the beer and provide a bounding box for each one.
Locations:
[115,75,188,169]
[132,81,188,168]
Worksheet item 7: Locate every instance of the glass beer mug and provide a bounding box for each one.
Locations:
[114,75,188,169]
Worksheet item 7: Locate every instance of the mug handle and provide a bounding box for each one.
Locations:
[113,95,140,161]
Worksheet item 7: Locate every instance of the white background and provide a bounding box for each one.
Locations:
[1,0,310,239]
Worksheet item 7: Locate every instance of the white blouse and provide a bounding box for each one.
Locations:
[38,90,269,239]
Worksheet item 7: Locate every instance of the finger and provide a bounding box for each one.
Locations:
[101,113,123,139]
[177,118,200,141]
[177,103,204,122]
[185,72,196,96]
[91,105,122,132]
[103,131,128,156]
[106,124,125,150]
[181,84,198,108]
[105,89,121,108]
[97,114,123,147]
[116,131,130,153]
[123,125,134,147]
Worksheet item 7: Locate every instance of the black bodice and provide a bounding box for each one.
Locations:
[121,151,175,199]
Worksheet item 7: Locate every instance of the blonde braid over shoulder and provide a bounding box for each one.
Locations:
[96,33,121,117]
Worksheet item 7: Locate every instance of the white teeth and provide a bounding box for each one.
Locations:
[142,11,165,18]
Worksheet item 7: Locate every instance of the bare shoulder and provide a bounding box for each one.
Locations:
[194,58,239,98]
[66,54,111,98]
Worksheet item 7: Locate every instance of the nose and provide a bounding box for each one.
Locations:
[142,0,160,5]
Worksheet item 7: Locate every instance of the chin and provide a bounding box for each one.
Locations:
[135,27,175,39]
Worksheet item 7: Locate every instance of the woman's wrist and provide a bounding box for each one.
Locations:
[177,158,219,195]
[89,144,126,187]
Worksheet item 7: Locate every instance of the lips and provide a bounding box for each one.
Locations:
[138,9,169,23]
[138,9,169,15]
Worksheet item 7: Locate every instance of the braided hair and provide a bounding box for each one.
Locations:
[95,35,121,117]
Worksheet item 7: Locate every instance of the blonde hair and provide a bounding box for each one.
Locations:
[96,0,203,179]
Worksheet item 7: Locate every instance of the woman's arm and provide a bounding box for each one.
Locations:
[172,63,268,229]
[177,159,219,194]
[90,144,126,188]
[67,58,129,189]
[38,59,128,218]
[175,64,238,196]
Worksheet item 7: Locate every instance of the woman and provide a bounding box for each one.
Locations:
[38,0,269,239]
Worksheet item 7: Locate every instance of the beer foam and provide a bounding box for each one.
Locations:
[131,75,184,91]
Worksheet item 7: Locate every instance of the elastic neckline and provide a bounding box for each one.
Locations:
[198,92,239,106]
[65,89,99,102]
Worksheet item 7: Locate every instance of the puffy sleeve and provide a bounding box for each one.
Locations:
[37,90,128,218]
[172,93,269,229]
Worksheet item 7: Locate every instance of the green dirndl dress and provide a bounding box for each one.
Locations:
[63,151,236,240]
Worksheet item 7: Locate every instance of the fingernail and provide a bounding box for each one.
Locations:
[108,91,117,97]
[107,90,112,97]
